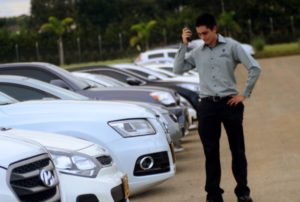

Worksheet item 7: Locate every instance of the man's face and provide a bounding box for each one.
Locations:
[196,25,217,46]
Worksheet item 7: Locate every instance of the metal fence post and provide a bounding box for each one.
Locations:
[35,41,40,61]
[98,34,102,60]
[77,37,81,62]
[15,44,19,62]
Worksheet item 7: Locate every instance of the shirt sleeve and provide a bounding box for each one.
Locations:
[173,43,196,75]
[233,42,261,97]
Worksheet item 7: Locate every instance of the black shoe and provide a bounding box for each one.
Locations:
[238,195,253,202]
[206,197,223,202]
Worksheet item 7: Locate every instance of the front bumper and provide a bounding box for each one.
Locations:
[59,164,129,202]
[0,168,20,202]
[108,119,176,196]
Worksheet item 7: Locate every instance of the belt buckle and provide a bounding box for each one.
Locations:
[212,96,221,102]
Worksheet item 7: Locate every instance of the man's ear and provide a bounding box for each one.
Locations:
[212,25,217,33]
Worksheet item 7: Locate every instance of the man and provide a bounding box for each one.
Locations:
[174,13,261,202]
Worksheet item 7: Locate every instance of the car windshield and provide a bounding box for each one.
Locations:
[125,67,169,80]
[28,77,90,100]
[45,63,91,90]
[0,91,18,105]
[94,75,130,87]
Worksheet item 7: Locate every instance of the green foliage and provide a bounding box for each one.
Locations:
[130,20,157,51]
[1,0,300,64]
[217,11,241,37]
[39,16,75,65]
[255,42,300,58]
[251,37,266,52]
[40,16,75,36]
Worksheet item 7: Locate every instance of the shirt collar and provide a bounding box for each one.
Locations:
[202,34,226,49]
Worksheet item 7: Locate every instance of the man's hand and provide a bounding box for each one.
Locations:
[182,27,192,44]
[227,95,246,106]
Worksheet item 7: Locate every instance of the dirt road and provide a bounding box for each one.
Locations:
[130,55,300,202]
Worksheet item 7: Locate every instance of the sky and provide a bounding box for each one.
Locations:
[0,0,30,18]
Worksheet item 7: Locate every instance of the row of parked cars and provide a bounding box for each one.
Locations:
[0,59,200,201]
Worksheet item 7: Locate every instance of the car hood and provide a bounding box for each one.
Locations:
[0,128,95,152]
[0,131,47,168]
[0,100,156,121]
[119,100,169,114]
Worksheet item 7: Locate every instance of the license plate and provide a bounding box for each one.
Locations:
[122,175,130,198]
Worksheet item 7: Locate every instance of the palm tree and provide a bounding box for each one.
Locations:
[40,16,75,65]
[130,20,157,51]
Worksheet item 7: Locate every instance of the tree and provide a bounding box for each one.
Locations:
[40,16,75,65]
[130,20,157,51]
[217,11,241,37]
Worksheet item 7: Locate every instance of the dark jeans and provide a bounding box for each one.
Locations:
[197,97,250,200]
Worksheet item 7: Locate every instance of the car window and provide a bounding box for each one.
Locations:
[161,67,173,72]
[96,75,129,87]
[86,70,131,83]
[126,69,151,78]
[0,91,17,104]
[168,52,176,58]
[148,53,164,59]
[0,83,58,101]
[0,68,60,83]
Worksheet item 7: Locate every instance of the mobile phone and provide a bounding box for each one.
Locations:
[184,25,192,42]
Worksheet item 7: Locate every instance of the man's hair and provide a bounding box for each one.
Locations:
[195,13,217,29]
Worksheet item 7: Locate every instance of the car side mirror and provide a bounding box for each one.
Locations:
[126,77,142,85]
[50,79,69,89]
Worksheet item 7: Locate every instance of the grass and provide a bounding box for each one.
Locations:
[255,42,300,58]
[63,58,133,69]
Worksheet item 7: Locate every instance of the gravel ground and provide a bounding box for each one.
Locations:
[130,55,300,202]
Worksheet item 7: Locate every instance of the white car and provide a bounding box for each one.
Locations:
[112,63,199,83]
[134,48,178,65]
[1,128,129,202]
[0,92,176,195]
[134,40,254,65]
[0,130,61,202]
[141,63,200,83]
[0,75,183,151]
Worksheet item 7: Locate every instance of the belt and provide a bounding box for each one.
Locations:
[200,96,231,102]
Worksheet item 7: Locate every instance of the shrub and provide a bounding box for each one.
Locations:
[251,37,265,52]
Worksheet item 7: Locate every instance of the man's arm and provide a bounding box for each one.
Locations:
[233,42,261,98]
[173,43,195,74]
[173,27,196,75]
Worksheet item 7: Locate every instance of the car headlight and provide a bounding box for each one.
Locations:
[150,91,176,106]
[177,83,200,92]
[49,149,101,178]
[109,119,156,137]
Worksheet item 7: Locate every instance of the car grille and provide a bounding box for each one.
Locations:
[8,154,61,202]
[96,155,112,166]
[134,151,170,176]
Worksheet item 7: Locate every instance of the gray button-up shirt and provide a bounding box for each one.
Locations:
[174,34,261,98]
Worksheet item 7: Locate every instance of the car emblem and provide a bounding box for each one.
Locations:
[40,168,58,187]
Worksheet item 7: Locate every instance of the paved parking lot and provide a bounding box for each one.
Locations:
[130,55,300,202]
